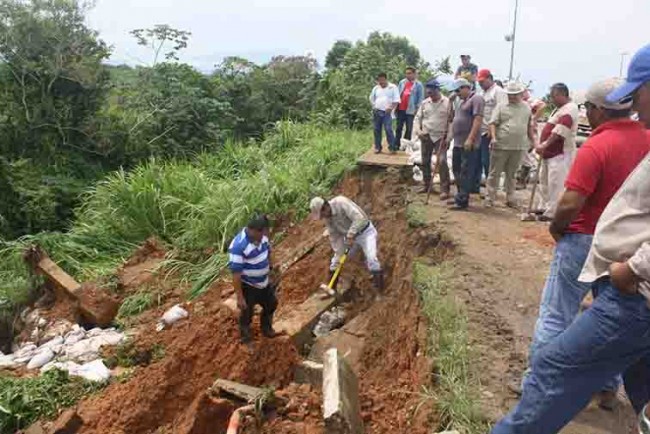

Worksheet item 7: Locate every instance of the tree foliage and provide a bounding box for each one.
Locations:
[130,24,191,65]
[325,40,352,69]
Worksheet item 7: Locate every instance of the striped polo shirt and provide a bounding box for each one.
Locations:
[228,228,271,289]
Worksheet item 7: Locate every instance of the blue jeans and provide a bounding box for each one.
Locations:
[394,110,414,150]
[528,233,620,392]
[453,146,480,208]
[473,134,491,193]
[373,110,395,152]
[492,279,650,434]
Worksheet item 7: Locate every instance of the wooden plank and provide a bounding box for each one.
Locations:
[356,147,411,167]
[210,379,265,403]
[37,257,82,298]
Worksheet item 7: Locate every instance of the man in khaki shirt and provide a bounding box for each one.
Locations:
[490,44,650,434]
[413,79,452,199]
[486,81,535,207]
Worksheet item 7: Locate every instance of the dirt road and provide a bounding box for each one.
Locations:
[418,190,637,434]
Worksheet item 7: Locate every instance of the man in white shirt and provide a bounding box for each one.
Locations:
[369,72,400,154]
[491,43,650,434]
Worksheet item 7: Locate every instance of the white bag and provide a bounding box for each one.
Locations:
[162,305,189,326]
[413,166,424,182]
[74,360,111,382]
[27,348,54,370]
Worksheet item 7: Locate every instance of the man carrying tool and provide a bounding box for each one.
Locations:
[412,79,452,200]
[491,44,650,434]
[534,83,579,220]
[228,215,279,346]
[486,81,535,208]
[450,78,484,210]
[521,77,645,410]
[309,196,383,295]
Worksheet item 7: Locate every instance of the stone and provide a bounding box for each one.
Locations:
[37,317,47,328]
[50,408,83,434]
[211,379,264,402]
[322,348,363,434]
[294,360,324,387]
[23,421,46,434]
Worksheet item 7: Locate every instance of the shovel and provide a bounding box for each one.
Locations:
[319,246,350,300]
[520,160,543,222]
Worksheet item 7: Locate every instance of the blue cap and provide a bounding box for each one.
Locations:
[607,44,650,103]
[450,78,471,91]
[425,79,440,89]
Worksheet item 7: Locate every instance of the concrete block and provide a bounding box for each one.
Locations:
[322,348,363,434]
[50,408,83,434]
[211,378,264,403]
[294,359,324,387]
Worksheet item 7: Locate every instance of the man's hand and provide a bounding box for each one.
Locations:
[418,133,428,141]
[610,261,639,294]
[236,292,248,311]
[344,235,355,248]
[489,139,497,151]
[549,225,563,243]
[463,138,476,152]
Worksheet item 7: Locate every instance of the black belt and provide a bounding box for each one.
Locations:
[358,222,371,234]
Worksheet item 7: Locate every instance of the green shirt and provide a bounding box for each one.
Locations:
[489,102,531,150]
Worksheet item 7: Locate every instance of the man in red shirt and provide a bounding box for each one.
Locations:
[524,78,648,408]
[394,67,424,153]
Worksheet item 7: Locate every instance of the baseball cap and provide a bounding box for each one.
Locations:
[607,44,650,103]
[425,79,441,89]
[450,78,472,91]
[477,69,492,81]
[586,78,633,110]
[460,54,470,59]
[309,197,325,219]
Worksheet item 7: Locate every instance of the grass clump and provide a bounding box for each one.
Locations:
[117,291,158,319]
[407,203,427,228]
[0,369,105,432]
[414,262,489,434]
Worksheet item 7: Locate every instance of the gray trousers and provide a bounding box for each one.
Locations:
[487,148,526,203]
[420,135,450,194]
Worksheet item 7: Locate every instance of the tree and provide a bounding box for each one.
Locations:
[325,40,352,69]
[130,25,191,65]
[367,31,422,67]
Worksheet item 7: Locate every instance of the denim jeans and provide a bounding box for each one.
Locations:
[373,110,395,152]
[473,134,491,192]
[453,146,480,208]
[527,233,621,392]
[394,110,414,150]
[492,279,650,434]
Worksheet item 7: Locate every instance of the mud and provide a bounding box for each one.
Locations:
[52,166,438,434]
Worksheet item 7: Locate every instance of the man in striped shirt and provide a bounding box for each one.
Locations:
[228,215,278,345]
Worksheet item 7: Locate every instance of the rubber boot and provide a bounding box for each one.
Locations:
[239,326,252,345]
[371,271,385,297]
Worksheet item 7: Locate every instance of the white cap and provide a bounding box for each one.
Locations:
[586,78,634,110]
[309,197,325,219]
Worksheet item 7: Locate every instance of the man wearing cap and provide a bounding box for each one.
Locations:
[450,78,485,210]
[491,45,650,432]
[228,214,279,346]
[310,196,384,294]
[477,69,508,192]
[369,72,400,154]
[455,54,478,88]
[534,83,579,220]
[395,67,424,151]
[486,81,534,208]
[413,79,452,199]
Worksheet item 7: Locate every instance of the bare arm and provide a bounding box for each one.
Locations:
[549,190,587,241]
[468,115,483,143]
[233,272,246,310]
[536,132,563,152]
[489,124,497,143]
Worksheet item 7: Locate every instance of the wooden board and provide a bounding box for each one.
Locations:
[356,148,411,167]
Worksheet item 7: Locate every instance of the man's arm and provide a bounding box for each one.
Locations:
[536,132,563,152]
[390,87,400,113]
[369,87,375,105]
[232,272,246,311]
[342,201,370,242]
[413,104,424,138]
[549,190,587,241]
[468,115,483,145]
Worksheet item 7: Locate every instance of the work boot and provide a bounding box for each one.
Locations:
[240,326,253,345]
[262,326,279,339]
[371,271,385,295]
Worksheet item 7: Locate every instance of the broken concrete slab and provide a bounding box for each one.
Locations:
[310,312,370,373]
[322,348,363,434]
[50,408,83,434]
[211,379,265,403]
[275,280,351,349]
[294,359,324,388]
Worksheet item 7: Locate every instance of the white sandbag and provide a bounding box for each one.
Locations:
[0,354,18,369]
[40,335,64,349]
[64,339,101,363]
[74,360,111,382]
[64,329,86,345]
[162,305,189,326]
[27,348,54,370]
[41,360,81,374]
[13,344,38,364]
[413,166,423,183]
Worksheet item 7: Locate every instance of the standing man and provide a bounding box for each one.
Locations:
[534,83,579,220]
[450,78,484,210]
[486,81,535,208]
[455,54,479,88]
[490,45,650,434]
[228,215,279,346]
[395,67,424,150]
[310,196,384,295]
[412,79,452,199]
[516,90,547,189]
[477,69,508,193]
[369,72,400,154]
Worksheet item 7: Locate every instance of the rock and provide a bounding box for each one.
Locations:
[322,348,364,434]
[313,307,346,337]
[27,348,54,370]
[74,359,111,382]
[23,421,46,434]
[50,408,83,434]
[37,317,47,328]
[162,305,189,326]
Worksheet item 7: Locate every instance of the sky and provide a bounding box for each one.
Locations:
[87,0,650,96]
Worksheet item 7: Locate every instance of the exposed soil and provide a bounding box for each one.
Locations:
[418,187,637,433]
[47,167,437,434]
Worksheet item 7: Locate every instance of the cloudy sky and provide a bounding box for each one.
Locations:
[87,0,649,95]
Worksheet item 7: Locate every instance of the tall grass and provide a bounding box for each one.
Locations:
[414,262,490,434]
[0,121,371,308]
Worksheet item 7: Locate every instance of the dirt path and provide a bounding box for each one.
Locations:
[417,189,637,433]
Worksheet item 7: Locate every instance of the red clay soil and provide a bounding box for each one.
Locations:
[56,167,436,434]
